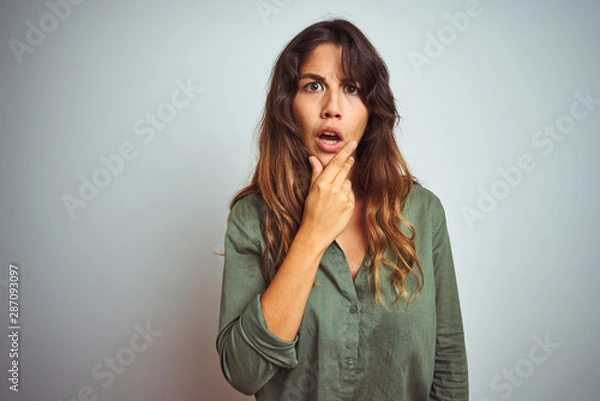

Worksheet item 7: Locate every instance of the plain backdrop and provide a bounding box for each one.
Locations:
[1,0,599,400]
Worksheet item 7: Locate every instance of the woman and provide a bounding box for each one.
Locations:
[216,19,468,400]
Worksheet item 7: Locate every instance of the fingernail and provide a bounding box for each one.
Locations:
[351,140,358,148]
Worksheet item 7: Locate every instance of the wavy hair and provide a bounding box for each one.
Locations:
[230,19,424,306]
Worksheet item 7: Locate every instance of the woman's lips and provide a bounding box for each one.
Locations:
[315,126,344,153]
[316,135,344,153]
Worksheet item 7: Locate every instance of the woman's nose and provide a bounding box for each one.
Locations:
[321,92,342,119]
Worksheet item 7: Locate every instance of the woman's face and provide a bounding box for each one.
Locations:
[292,43,369,168]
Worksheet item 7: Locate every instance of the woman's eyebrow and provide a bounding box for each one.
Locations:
[340,77,359,86]
[298,73,325,82]
[298,73,358,86]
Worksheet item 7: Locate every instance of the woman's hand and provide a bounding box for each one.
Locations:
[259,141,357,341]
[300,140,358,250]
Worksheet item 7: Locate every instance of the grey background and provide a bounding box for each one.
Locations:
[1,0,599,400]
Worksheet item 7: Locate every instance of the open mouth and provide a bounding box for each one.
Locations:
[318,132,342,145]
[315,128,345,153]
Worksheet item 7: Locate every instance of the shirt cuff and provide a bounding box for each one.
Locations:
[239,294,299,369]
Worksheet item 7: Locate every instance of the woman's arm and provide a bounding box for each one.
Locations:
[216,195,297,395]
[216,141,357,394]
[261,140,357,341]
[429,199,469,401]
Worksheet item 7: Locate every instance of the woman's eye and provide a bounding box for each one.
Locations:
[305,82,323,92]
[345,85,359,95]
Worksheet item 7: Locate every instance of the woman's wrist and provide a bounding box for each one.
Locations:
[292,225,331,260]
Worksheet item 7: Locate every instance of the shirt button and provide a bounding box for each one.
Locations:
[349,305,358,313]
[346,359,356,369]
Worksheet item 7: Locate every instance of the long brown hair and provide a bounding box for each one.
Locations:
[230,19,424,306]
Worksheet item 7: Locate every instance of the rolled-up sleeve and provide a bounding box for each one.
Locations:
[216,195,299,396]
[429,199,469,401]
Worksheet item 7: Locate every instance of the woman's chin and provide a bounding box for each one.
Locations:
[316,154,334,168]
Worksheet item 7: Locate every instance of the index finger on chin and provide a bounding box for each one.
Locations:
[319,140,358,182]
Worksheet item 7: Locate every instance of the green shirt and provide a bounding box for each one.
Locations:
[216,185,468,400]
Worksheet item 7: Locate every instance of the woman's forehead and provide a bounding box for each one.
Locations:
[299,43,355,81]
[301,44,341,67]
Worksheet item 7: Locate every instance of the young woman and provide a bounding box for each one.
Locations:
[216,19,468,401]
